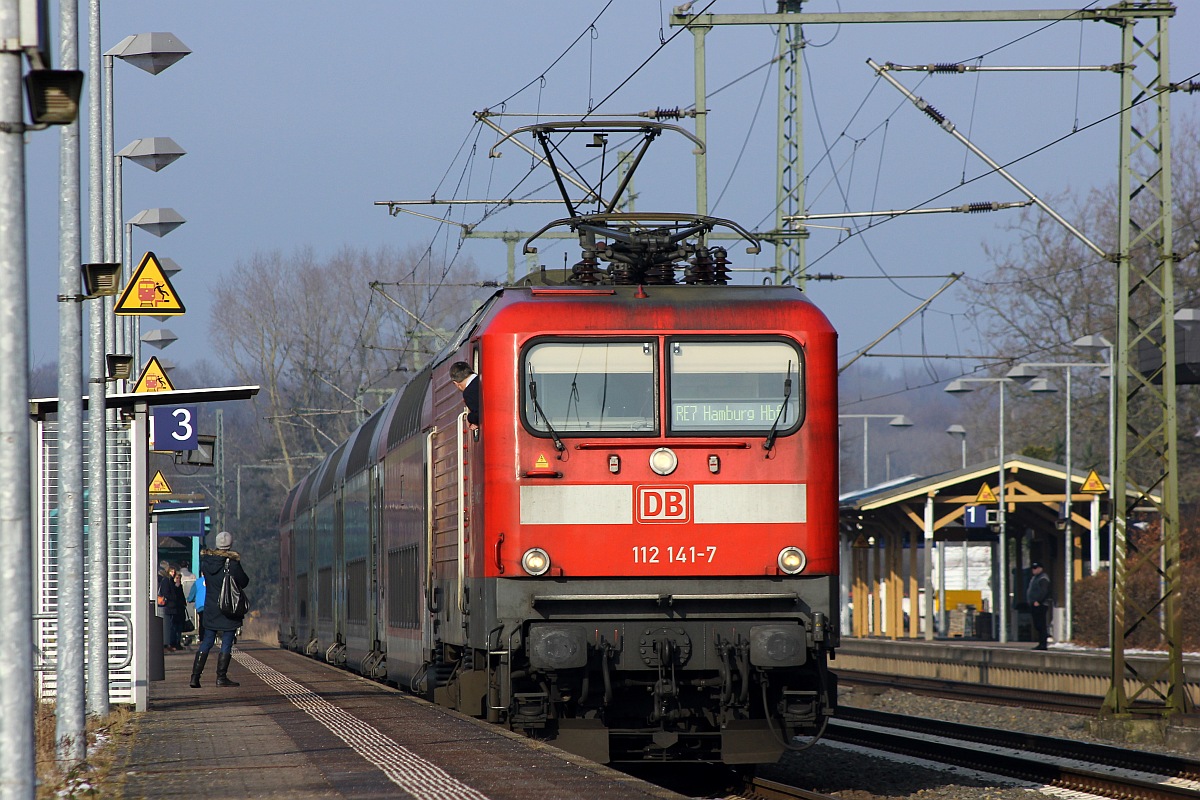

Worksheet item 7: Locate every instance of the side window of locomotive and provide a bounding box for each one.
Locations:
[523,341,657,434]
[668,340,804,434]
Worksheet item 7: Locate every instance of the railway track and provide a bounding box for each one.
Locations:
[835,667,1169,715]
[745,777,838,800]
[826,710,1200,799]
[836,706,1200,780]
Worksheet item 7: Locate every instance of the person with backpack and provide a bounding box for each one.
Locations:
[190,530,249,688]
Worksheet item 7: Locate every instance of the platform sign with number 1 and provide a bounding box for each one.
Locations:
[963,504,991,528]
[150,405,198,451]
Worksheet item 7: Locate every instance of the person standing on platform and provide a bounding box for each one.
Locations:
[190,531,249,688]
[1026,562,1053,650]
[158,565,186,652]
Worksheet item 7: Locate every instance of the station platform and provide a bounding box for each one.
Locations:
[112,640,684,800]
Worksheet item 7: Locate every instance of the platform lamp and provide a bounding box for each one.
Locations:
[945,375,1057,643]
[838,413,914,489]
[82,27,190,721]
[946,424,967,469]
[945,377,1012,641]
[104,32,190,376]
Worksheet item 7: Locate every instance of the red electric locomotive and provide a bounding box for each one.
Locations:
[279,122,840,765]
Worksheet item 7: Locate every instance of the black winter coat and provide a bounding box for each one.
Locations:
[157,575,185,615]
[200,549,249,631]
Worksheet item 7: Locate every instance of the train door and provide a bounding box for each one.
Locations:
[429,414,467,643]
[333,494,346,664]
[367,463,383,676]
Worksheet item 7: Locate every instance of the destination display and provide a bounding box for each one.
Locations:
[673,400,785,429]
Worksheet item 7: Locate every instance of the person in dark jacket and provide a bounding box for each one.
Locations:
[1026,562,1053,650]
[450,361,480,434]
[190,530,249,688]
[158,565,186,651]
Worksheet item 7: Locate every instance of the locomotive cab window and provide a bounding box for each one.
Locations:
[669,339,803,434]
[523,340,657,434]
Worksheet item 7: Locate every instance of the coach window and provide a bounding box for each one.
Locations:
[523,340,657,434]
[668,339,803,434]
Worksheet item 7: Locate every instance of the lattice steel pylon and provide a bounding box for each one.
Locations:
[672,1,1187,718]
[1103,5,1189,718]
[775,3,807,287]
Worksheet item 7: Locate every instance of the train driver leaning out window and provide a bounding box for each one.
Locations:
[450,361,480,437]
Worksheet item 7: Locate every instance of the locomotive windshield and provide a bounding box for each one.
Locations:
[668,339,803,433]
[521,337,804,437]
[524,341,657,433]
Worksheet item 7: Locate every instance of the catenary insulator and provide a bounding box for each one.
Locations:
[918,101,946,125]
[928,63,965,73]
[572,251,601,284]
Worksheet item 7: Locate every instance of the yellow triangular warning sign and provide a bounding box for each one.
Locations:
[1080,469,1107,494]
[133,356,175,393]
[114,251,186,316]
[975,483,998,504]
[149,471,173,494]
[534,454,550,469]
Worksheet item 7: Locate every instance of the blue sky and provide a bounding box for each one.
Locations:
[21,2,1200,384]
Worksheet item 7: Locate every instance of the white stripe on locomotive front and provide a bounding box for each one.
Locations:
[519,483,807,525]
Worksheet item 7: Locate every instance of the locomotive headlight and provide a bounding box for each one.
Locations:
[649,447,678,476]
[777,546,807,575]
[521,547,551,576]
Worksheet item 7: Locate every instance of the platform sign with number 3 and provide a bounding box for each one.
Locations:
[150,405,198,451]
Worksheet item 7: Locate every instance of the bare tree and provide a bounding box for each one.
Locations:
[961,114,1200,497]
[210,245,489,488]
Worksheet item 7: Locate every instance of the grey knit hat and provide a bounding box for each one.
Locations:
[215,531,233,549]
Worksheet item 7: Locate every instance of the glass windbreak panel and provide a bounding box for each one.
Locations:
[525,341,657,433]
[669,340,803,432]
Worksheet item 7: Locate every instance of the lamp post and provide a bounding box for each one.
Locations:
[1008,357,1107,643]
[106,34,189,375]
[946,424,967,468]
[838,413,914,489]
[945,375,1058,643]
[1073,334,1115,577]
[945,377,1014,642]
[84,29,189,719]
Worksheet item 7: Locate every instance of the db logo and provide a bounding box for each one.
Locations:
[637,486,691,523]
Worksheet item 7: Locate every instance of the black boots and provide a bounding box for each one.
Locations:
[190,651,208,688]
[190,650,238,687]
[215,652,240,687]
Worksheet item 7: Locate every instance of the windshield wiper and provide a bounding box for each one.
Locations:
[763,361,793,453]
[528,377,565,455]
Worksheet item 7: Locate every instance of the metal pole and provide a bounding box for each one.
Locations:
[923,495,934,641]
[690,22,708,216]
[997,383,1008,643]
[55,0,86,767]
[1063,369,1072,642]
[86,0,110,717]
[0,0,36,792]
[216,410,225,530]
[960,436,966,469]
[862,417,869,488]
